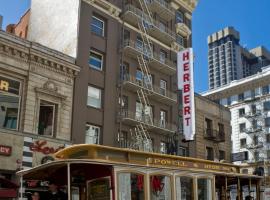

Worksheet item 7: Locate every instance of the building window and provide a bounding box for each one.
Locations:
[238,108,245,117]
[160,80,167,96]
[159,50,167,63]
[91,16,105,36]
[251,104,257,114]
[160,110,166,128]
[253,135,258,145]
[38,101,57,136]
[89,50,103,71]
[239,123,246,133]
[160,141,167,154]
[0,76,21,130]
[240,138,247,148]
[136,36,143,51]
[219,150,225,160]
[119,95,128,110]
[227,97,231,105]
[205,118,213,131]
[87,86,102,108]
[85,124,100,144]
[135,102,153,123]
[262,85,269,95]
[264,101,270,111]
[267,150,270,159]
[120,62,129,81]
[118,131,128,148]
[175,10,184,23]
[265,117,270,127]
[206,147,214,160]
[136,69,153,89]
[266,134,270,143]
[176,34,184,46]
[238,93,244,102]
[178,146,188,156]
[254,151,259,161]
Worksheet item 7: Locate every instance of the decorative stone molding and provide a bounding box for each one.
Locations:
[0,31,80,78]
[185,12,192,20]
[175,23,191,37]
[84,0,121,18]
[171,41,183,52]
[43,80,58,92]
[171,0,198,12]
[35,83,67,101]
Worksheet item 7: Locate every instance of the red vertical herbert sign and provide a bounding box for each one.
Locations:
[177,48,195,141]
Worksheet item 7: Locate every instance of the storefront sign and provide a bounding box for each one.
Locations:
[30,140,64,155]
[0,76,20,95]
[177,48,195,140]
[148,158,237,173]
[0,145,12,156]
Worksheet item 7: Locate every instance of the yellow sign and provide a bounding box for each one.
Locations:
[148,158,236,173]
[0,80,9,91]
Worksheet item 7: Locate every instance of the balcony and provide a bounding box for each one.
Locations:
[244,126,263,134]
[122,39,176,75]
[175,23,191,37]
[146,0,174,21]
[204,129,225,142]
[122,4,176,46]
[118,110,177,135]
[244,110,262,118]
[245,142,264,150]
[121,74,177,105]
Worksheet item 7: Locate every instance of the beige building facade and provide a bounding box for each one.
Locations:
[180,95,232,162]
[0,30,80,183]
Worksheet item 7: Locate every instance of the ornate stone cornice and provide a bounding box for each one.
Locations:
[171,0,198,12]
[176,22,192,37]
[0,31,80,78]
[84,0,121,19]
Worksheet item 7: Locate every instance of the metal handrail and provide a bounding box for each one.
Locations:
[123,4,175,38]
[119,109,176,132]
[146,0,173,11]
[121,74,177,100]
[123,39,176,69]
[204,129,225,141]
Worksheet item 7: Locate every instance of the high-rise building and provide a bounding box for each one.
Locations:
[203,65,270,179]
[208,27,270,89]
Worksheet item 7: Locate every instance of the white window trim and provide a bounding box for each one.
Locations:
[92,16,105,36]
[85,123,100,144]
[89,50,104,71]
[87,86,102,109]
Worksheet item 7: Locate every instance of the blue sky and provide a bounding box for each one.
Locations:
[193,0,270,92]
[1,0,270,93]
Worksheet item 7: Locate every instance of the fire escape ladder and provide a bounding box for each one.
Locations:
[137,55,153,92]
[138,0,153,24]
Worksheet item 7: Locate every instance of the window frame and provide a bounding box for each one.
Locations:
[239,123,246,133]
[85,123,101,144]
[89,50,104,71]
[87,86,102,109]
[0,75,22,131]
[91,15,105,36]
[37,100,57,137]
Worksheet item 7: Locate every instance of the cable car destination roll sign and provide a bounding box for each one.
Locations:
[177,48,195,141]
